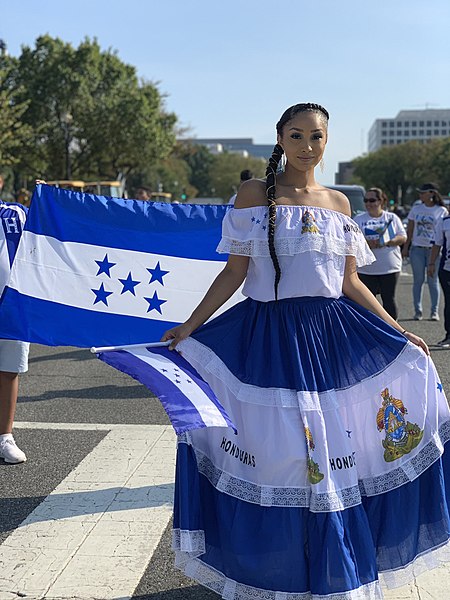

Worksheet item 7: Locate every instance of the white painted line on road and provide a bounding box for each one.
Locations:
[0,424,177,600]
[14,420,165,431]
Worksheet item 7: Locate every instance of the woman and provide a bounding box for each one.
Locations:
[354,188,406,319]
[428,213,450,347]
[162,104,449,599]
[402,183,448,320]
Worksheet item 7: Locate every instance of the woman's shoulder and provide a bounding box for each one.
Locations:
[234,179,267,209]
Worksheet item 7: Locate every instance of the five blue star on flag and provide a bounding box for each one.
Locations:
[91,282,114,306]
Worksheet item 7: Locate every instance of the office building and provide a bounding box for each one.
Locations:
[183,138,273,160]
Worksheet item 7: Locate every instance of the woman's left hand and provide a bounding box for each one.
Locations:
[403,330,429,355]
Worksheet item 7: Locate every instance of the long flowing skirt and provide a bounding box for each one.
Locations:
[173,296,450,599]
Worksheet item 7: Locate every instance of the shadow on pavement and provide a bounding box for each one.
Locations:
[19,384,151,402]
[124,588,219,599]
[29,349,94,363]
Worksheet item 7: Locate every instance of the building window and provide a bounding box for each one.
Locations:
[389,130,394,136]
[397,122,402,127]
[434,121,439,126]
[404,121,409,126]
[434,130,439,135]
[419,130,424,135]
[412,121,417,126]
[389,140,394,144]
[382,140,387,145]
[443,130,448,136]
[412,130,417,135]
[389,122,394,128]
[404,131,410,136]
[442,121,447,126]
[427,130,432,135]
[381,121,387,128]
[419,121,424,126]
[381,131,387,137]
[426,121,432,126]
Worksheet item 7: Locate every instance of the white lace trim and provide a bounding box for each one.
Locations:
[217,234,375,268]
[380,538,450,590]
[173,547,383,599]
[173,528,450,597]
[179,338,421,412]
[178,422,450,511]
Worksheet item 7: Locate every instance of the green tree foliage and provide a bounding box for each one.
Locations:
[0,59,31,167]
[352,140,450,203]
[8,35,177,180]
[208,152,266,200]
[177,143,215,197]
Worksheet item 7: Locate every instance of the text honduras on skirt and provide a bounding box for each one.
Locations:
[173,296,450,600]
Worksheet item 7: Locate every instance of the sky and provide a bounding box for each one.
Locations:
[2,0,450,184]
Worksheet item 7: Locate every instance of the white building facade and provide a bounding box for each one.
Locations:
[368,109,450,152]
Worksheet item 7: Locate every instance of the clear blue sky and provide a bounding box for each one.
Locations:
[3,0,450,184]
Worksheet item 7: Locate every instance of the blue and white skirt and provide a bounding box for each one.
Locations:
[174,296,450,599]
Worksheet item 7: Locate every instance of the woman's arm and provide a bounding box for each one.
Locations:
[342,256,429,354]
[427,244,442,277]
[161,254,249,348]
[386,233,407,247]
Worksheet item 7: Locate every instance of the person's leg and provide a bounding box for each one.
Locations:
[0,372,19,433]
[0,340,29,463]
[409,246,426,317]
[427,248,441,318]
[438,269,450,339]
[378,272,400,320]
[358,274,381,298]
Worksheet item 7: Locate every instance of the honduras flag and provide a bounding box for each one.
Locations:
[0,184,240,347]
[97,344,236,435]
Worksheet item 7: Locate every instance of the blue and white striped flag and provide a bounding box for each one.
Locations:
[97,345,236,434]
[0,184,241,347]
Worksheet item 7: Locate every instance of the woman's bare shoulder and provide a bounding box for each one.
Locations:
[322,188,351,217]
[234,179,267,209]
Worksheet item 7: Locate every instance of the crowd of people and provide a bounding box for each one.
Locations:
[0,103,450,599]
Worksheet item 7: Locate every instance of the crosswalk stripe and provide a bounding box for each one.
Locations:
[0,424,176,599]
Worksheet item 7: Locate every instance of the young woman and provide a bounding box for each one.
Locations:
[162,104,450,600]
[402,183,448,320]
[428,213,450,347]
[354,188,406,319]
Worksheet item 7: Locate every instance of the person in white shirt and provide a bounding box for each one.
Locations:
[354,187,406,319]
[402,183,448,320]
[428,214,450,346]
[0,201,29,464]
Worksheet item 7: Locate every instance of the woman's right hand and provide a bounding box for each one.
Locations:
[401,246,409,259]
[161,322,195,350]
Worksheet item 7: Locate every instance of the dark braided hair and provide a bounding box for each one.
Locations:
[265,103,329,300]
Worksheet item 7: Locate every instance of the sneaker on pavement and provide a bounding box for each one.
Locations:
[414,312,423,321]
[0,436,27,464]
[436,337,450,348]
[430,313,440,321]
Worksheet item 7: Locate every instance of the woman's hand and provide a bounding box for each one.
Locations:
[35,179,47,185]
[401,245,409,258]
[367,238,380,249]
[161,322,195,350]
[403,330,429,355]
[427,263,436,278]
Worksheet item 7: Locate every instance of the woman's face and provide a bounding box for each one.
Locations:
[278,111,327,172]
[364,191,383,216]
[419,191,435,206]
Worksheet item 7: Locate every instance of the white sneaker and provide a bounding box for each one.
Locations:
[414,312,423,321]
[0,436,27,464]
[430,313,440,321]
[436,337,450,348]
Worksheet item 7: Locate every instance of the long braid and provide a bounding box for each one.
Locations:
[265,102,330,301]
[265,143,284,300]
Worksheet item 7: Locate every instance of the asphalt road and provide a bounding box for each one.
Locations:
[0,269,449,600]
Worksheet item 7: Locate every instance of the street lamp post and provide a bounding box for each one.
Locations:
[61,111,73,180]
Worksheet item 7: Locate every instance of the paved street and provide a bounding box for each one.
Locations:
[0,269,449,600]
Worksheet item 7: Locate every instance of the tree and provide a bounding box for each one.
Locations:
[177,143,215,197]
[208,152,266,200]
[8,35,177,181]
[0,59,31,168]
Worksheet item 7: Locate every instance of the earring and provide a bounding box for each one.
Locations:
[320,158,325,173]
[280,153,287,173]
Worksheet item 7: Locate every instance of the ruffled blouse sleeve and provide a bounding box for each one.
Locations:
[216,207,375,267]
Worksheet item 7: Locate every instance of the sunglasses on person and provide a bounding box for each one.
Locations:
[363,198,379,203]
